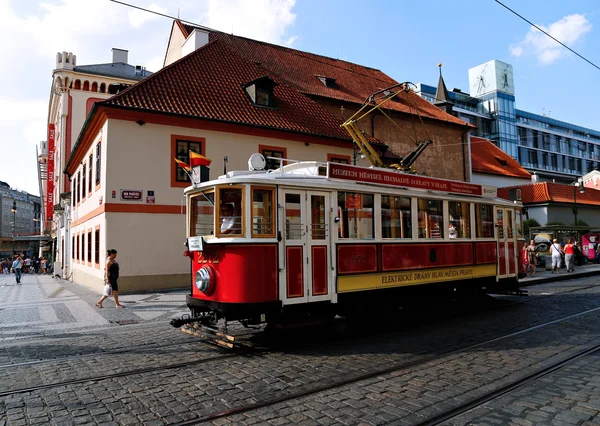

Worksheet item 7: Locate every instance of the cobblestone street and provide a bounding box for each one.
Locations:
[1,273,600,425]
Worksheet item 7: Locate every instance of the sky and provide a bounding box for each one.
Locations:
[1,0,599,196]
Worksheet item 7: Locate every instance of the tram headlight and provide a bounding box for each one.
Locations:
[195,267,213,294]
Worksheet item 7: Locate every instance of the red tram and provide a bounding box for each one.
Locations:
[178,156,525,327]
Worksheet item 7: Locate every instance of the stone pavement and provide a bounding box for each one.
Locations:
[0,272,189,341]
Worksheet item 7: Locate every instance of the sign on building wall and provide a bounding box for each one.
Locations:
[46,124,55,228]
[120,190,142,201]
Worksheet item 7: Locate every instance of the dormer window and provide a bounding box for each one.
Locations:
[244,76,277,108]
[316,75,336,88]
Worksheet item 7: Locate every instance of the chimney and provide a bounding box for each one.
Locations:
[181,29,210,58]
[112,48,129,64]
[531,172,539,184]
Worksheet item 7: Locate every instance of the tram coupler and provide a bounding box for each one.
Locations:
[170,314,201,328]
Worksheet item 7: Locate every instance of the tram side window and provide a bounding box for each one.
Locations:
[338,192,374,239]
[190,191,214,237]
[448,201,471,239]
[251,187,275,237]
[475,204,494,238]
[381,195,412,239]
[515,210,524,238]
[417,199,443,239]
[218,187,243,236]
[506,210,514,238]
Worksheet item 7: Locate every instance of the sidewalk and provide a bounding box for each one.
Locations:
[0,272,189,341]
[519,261,600,286]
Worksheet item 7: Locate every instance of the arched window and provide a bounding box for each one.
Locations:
[74,80,81,90]
[91,82,98,92]
[83,81,90,91]
[99,83,106,93]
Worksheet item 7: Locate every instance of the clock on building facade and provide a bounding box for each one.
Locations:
[468,60,515,97]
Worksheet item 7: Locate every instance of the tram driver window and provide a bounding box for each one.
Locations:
[218,187,243,236]
[417,199,443,239]
[338,192,374,239]
[381,195,412,239]
[448,201,471,239]
[190,191,214,237]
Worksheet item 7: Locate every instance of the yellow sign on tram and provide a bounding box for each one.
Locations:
[337,264,497,293]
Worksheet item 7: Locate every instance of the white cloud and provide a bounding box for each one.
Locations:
[0,0,298,195]
[510,14,592,65]
[128,3,168,29]
[204,0,297,45]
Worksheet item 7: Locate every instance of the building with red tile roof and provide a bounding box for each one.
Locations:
[498,182,600,228]
[60,21,477,292]
[470,136,530,187]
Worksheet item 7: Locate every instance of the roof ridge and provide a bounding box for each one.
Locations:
[182,23,395,84]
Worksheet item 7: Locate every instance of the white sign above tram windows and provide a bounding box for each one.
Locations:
[188,236,204,252]
[481,185,497,198]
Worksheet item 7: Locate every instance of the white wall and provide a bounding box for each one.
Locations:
[472,172,530,189]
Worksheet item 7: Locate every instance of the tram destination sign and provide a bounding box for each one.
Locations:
[328,163,483,196]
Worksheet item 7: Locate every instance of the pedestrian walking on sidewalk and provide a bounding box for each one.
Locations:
[564,239,576,272]
[12,254,23,284]
[96,249,124,308]
[40,257,47,274]
[526,240,538,276]
[550,239,563,273]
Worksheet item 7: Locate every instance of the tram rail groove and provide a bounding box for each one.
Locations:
[0,343,266,398]
[0,337,215,370]
[414,342,600,426]
[170,304,600,425]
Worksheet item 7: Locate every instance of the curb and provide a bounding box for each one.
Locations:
[519,268,600,287]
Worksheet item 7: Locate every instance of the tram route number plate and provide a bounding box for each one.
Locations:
[188,236,204,252]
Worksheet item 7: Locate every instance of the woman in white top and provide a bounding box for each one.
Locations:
[550,239,563,273]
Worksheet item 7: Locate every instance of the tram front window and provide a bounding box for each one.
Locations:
[218,187,243,237]
[190,191,214,237]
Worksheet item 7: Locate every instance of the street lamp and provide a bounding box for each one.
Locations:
[573,177,585,229]
[11,201,17,254]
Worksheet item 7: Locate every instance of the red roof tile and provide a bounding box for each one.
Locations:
[498,182,600,206]
[103,40,350,141]
[180,23,469,128]
[471,136,530,178]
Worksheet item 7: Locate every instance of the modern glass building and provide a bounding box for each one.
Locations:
[416,59,600,183]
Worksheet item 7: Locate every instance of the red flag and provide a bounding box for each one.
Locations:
[174,158,191,172]
[189,151,212,167]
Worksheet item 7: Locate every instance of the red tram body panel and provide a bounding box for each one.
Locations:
[182,160,525,326]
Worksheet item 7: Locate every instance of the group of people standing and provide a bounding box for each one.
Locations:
[1,255,48,283]
[522,238,581,276]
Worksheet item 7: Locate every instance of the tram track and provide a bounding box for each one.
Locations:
[414,343,600,426]
[0,342,265,398]
[169,303,600,425]
[0,336,214,369]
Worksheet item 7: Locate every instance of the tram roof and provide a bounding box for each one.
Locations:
[185,161,521,206]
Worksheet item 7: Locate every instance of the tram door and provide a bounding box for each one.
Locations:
[495,207,517,278]
[279,189,332,305]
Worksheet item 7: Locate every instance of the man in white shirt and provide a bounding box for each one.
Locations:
[220,204,237,234]
[12,255,23,284]
[449,223,458,239]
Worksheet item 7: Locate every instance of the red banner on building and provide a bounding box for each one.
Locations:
[328,163,483,196]
[46,124,55,228]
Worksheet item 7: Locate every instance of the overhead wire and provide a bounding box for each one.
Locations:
[495,0,600,72]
